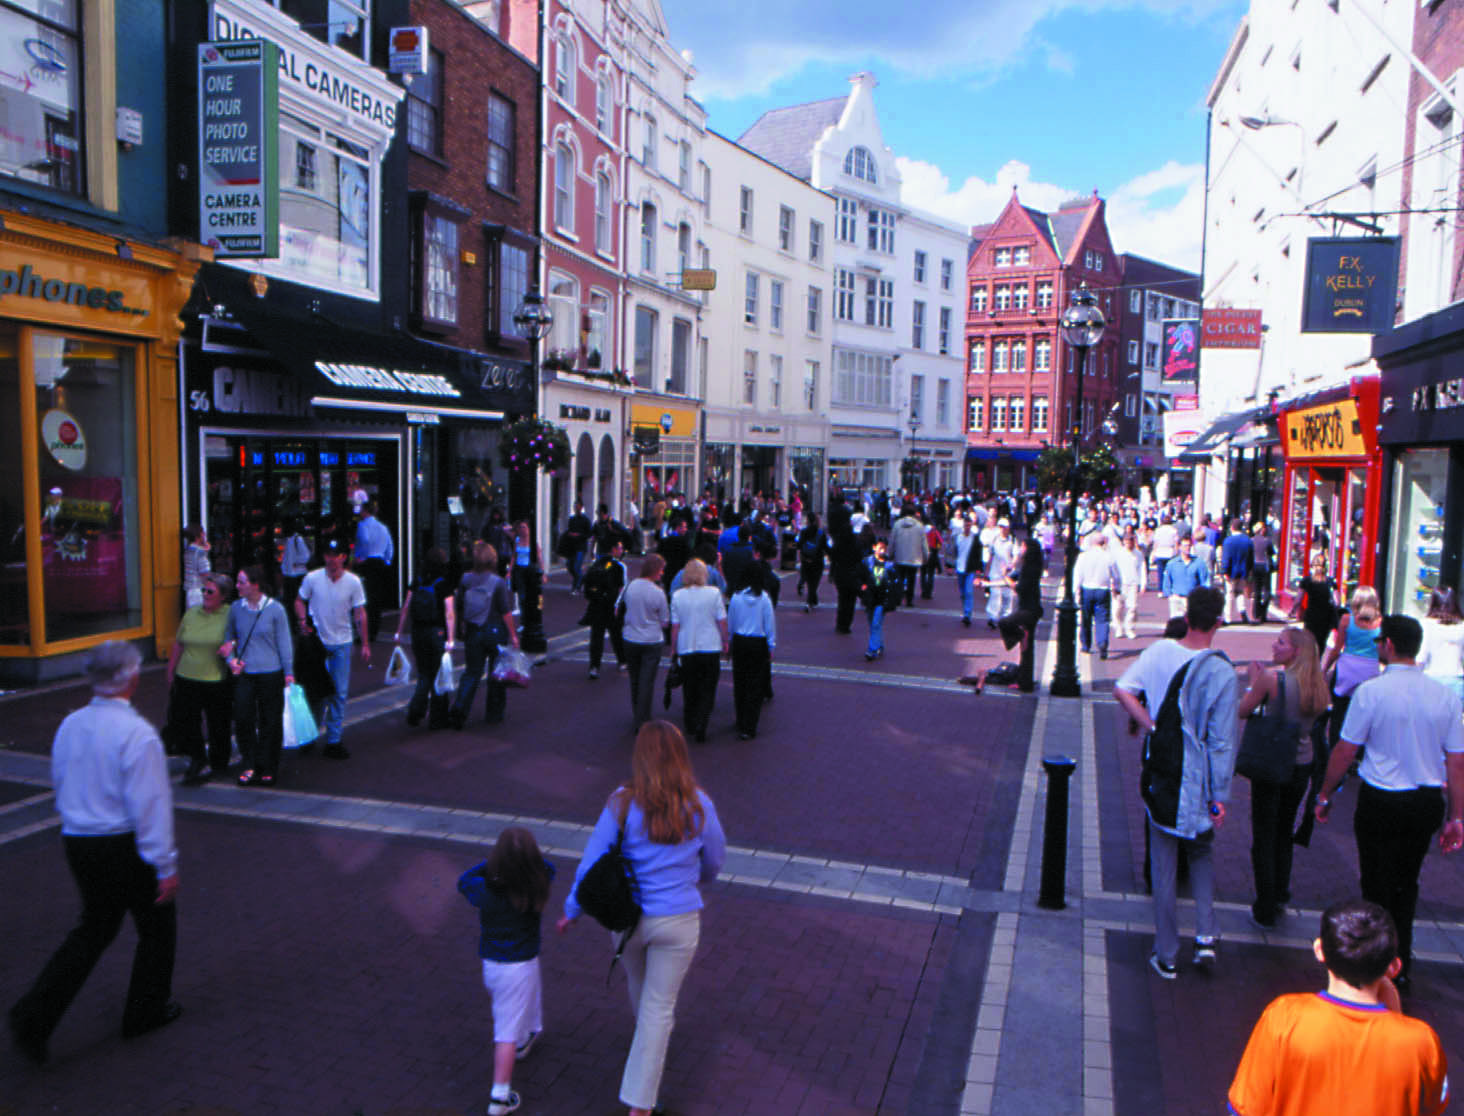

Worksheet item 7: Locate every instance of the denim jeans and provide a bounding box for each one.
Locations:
[567,546,586,593]
[1080,587,1110,651]
[1150,821,1215,966]
[866,604,885,656]
[959,572,977,620]
[321,641,352,745]
[452,622,506,723]
[623,640,662,730]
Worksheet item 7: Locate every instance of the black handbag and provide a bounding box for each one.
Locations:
[575,818,642,980]
[1236,672,1297,784]
[662,655,684,709]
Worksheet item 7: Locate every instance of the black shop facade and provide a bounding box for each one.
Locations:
[180,294,531,604]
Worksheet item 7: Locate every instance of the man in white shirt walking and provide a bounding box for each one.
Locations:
[1074,531,1122,658]
[296,538,369,759]
[1112,530,1146,641]
[9,642,181,1064]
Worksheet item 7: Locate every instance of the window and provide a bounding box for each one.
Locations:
[677,222,691,274]
[1011,339,1026,372]
[700,163,711,208]
[669,318,691,394]
[867,208,895,253]
[1009,395,1025,432]
[969,338,986,373]
[834,270,856,321]
[1127,339,1139,364]
[416,207,460,329]
[486,92,515,193]
[939,307,952,354]
[642,115,656,169]
[587,290,609,363]
[744,272,759,325]
[1148,294,1162,321]
[910,374,924,421]
[804,360,819,410]
[994,248,1011,267]
[837,197,858,243]
[809,220,824,263]
[554,142,574,231]
[1145,341,1158,368]
[406,49,444,155]
[634,305,658,389]
[807,286,822,334]
[1129,289,1142,312]
[1032,397,1049,432]
[596,74,613,134]
[556,35,576,106]
[1034,338,1051,371]
[941,259,953,291]
[547,271,579,351]
[744,350,758,404]
[912,301,926,349]
[1013,284,1029,310]
[1036,281,1053,309]
[279,116,375,291]
[844,145,878,182]
[1124,393,1137,418]
[970,286,988,314]
[594,171,612,253]
[1093,252,1104,272]
[991,397,1007,431]
[640,202,656,272]
[1164,297,1176,317]
[994,285,1011,311]
[490,237,530,339]
[770,355,783,408]
[1014,246,1031,266]
[864,278,893,328]
[991,340,1008,373]
[306,0,368,58]
[770,280,784,331]
[833,349,894,406]
[679,141,691,191]
[914,251,927,283]
[968,396,984,431]
[739,187,753,233]
[936,380,950,427]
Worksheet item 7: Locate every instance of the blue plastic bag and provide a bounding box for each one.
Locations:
[283,683,319,749]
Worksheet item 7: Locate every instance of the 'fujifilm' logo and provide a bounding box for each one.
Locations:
[0,264,148,316]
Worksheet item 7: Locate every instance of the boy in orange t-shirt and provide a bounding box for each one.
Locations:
[1229,899,1449,1116]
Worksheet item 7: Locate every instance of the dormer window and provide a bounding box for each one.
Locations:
[843,146,878,183]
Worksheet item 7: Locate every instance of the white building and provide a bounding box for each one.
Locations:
[701,131,835,508]
[897,209,969,492]
[739,72,920,495]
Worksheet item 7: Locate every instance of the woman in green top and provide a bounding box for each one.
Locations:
[167,573,233,785]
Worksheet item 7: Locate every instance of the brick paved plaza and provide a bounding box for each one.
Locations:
[2,572,1462,1115]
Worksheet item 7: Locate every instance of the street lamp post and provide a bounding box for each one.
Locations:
[512,288,554,654]
[1050,284,1107,699]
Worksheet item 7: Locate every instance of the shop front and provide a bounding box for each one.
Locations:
[964,446,1040,494]
[0,213,205,680]
[546,384,623,541]
[828,426,901,501]
[1274,378,1382,609]
[629,400,698,520]
[1374,302,1464,617]
[182,304,531,601]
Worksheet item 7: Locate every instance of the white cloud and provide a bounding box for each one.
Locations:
[897,156,1205,272]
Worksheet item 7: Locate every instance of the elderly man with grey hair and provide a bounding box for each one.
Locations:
[8,641,181,1065]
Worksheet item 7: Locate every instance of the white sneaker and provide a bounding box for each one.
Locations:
[515,1030,539,1060]
[487,1091,521,1116]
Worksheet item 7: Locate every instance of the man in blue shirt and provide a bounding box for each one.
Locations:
[354,501,394,643]
[1160,535,1211,619]
[1219,518,1255,624]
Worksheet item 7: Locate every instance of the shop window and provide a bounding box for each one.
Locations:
[406,49,444,156]
[0,1,84,197]
[486,93,515,193]
[34,333,142,643]
[0,326,24,643]
[1389,449,1451,616]
[278,115,372,291]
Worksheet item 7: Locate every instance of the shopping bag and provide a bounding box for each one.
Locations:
[383,644,412,686]
[491,647,533,688]
[433,650,457,695]
[283,682,319,749]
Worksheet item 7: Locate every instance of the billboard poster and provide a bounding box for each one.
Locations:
[197,39,279,258]
[1161,319,1200,383]
[1301,237,1399,333]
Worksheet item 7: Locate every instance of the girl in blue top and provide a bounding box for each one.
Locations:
[727,567,777,739]
[459,827,556,1116]
[861,537,895,661]
[1322,585,1382,750]
[559,722,726,1116]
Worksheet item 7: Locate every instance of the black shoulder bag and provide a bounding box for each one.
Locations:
[574,802,643,981]
[1236,672,1297,785]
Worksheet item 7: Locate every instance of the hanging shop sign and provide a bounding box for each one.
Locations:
[1161,319,1200,382]
[1301,237,1400,334]
[1163,410,1205,459]
[197,39,280,258]
[41,409,87,471]
[632,402,696,437]
[388,26,429,75]
[1280,397,1369,460]
[1201,308,1263,349]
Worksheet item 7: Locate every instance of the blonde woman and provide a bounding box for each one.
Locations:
[559,722,726,1116]
[1237,626,1330,929]
[669,558,728,743]
[1321,585,1382,749]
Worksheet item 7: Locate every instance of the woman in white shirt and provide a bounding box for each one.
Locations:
[669,559,728,743]
[1420,586,1464,704]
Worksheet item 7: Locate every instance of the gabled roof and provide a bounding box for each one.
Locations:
[1049,208,1089,260]
[737,97,846,182]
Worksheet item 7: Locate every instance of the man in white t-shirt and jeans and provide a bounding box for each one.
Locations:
[295,539,369,759]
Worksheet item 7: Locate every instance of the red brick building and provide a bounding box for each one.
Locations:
[964,190,1121,492]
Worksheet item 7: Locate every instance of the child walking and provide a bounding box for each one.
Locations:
[458,827,556,1116]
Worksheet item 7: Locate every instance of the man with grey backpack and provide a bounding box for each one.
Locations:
[1114,587,1239,979]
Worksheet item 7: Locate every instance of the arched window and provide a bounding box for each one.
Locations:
[594,171,612,253]
[595,73,612,134]
[554,142,574,231]
[843,146,877,183]
[640,202,657,272]
[642,114,657,169]
[556,35,577,107]
[548,271,579,355]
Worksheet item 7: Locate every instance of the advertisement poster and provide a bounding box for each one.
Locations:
[197,39,279,257]
[1161,319,1200,383]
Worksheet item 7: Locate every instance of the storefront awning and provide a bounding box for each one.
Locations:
[965,447,1041,462]
[221,301,534,420]
[1177,404,1272,463]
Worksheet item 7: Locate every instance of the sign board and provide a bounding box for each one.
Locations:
[1201,307,1262,349]
[1173,394,1199,411]
[1281,397,1370,460]
[388,26,429,75]
[1161,319,1199,383]
[1163,410,1205,459]
[1302,237,1400,333]
[197,40,279,258]
[680,268,716,291]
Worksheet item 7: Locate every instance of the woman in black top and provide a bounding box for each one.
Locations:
[1289,554,1338,654]
[984,538,1045,693]
[795,513,828,612]
[394,547,457,729]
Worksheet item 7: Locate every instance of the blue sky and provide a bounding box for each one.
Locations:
[659,0,1250,270]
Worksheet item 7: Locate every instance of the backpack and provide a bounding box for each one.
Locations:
[801,530,826,559]
[409,577,444,627]
[1140,652,1221,829]
[583,557,617,607]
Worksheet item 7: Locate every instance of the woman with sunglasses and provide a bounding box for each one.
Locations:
[166,573,234,785]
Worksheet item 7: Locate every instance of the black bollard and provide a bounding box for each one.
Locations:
[519,566,548,653]
[1037,754,1078,910]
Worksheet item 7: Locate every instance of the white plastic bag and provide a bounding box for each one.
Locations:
[383,644,412,686]
[433,650,457,695]
[491,646,532,688]
[281,701,297,750]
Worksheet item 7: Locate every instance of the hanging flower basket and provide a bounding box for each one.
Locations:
[498,417,572,476]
